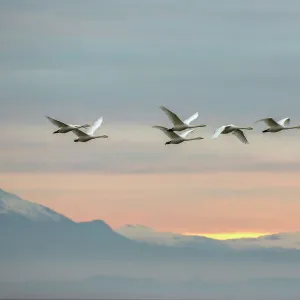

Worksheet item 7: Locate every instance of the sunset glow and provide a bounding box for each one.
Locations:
[184,232,273,240]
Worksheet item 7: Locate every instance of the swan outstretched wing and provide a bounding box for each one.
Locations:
[212,126,225,139]
[160,106,184,126]
[277,118,290,127]
[46,116,69,128]
[179,129,194,138]
[152,126,180,139]
[255,118,279,127]
[184,112,198,125]
[233,129,249,144]
[87,117,103,136]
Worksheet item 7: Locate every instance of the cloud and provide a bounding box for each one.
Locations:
[1,0,300,126]
[2,122,300,174]
[1,1,300,234]
[2,171,300,233]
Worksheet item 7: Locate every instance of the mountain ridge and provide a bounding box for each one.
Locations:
[0,188,70,223]
[2,187,300,300]
[118,223,300,250]
[2,187,300,261]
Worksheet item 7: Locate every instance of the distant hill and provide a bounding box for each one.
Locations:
[227,231,300,250]
[1,188,300,262]
[0,188,233,261]
[117,224,228,250]
[118,224,300,251]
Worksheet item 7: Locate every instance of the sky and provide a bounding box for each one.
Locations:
[1,0,300,238]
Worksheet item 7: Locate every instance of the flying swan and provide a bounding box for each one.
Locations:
[158,106,206,131]
[153,126,204,145]
[212,125,253,144]
[72,117,108,142]
[255,117,300,133]
[46,116,90,134]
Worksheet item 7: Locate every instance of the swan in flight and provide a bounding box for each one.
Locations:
[255,117,300,133]
[158,106,206,131]
[212,125,253,144]
[72,117,108,142]
[46,116,90,134]
[153,126,204,145]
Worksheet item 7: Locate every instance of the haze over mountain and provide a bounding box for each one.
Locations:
[227,231,300,250]
[2,188,300,299]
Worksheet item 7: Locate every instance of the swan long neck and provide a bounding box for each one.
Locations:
[185,137,203,141]
[190,124,206,128]
[95,135,108,139]
[284,126,300,130]
[239,127,253,130]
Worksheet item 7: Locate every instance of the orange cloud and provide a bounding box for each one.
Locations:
[2,171,300,235]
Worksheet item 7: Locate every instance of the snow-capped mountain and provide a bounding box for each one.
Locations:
[117,224,300,250]
[0,188,70,223]
[117,224,227,249]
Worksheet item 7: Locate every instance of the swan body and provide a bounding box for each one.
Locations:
[72,117,108,142]
[153,126,204,145]
[46,116,90,134]
[212,124,253,144]
[256,117,300,133]
[158,106,206,131]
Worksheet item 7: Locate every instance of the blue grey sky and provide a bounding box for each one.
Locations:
[1,0,300,174]
[2,0,300,235]
[1,0,300,124]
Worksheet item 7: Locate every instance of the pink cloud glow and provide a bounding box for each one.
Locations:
[2,171,300,234]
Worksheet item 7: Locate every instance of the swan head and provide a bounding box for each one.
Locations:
[165,141,171,145]
[74,139,79,142]
[53,130,59,134]
[262,129,269,133]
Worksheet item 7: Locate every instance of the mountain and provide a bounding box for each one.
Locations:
[118,224,300,251]
[2,188,300,298]
[0,188,70,223]
[0,188,236,265]
[227,232,300,250]
[117,224,227,250]
[0,188,139,261]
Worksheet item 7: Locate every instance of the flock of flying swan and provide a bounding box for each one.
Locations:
[46,106,300,145]
[46,116,108,142]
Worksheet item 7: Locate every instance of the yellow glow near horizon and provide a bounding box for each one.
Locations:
[184,232,272,240]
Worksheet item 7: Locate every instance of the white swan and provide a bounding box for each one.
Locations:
[72,117,108,142]
[158,106,206,131]
[46,116,90,134]
[255,117,300,133]
[153,126,204,145]
[212,124,253,144]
